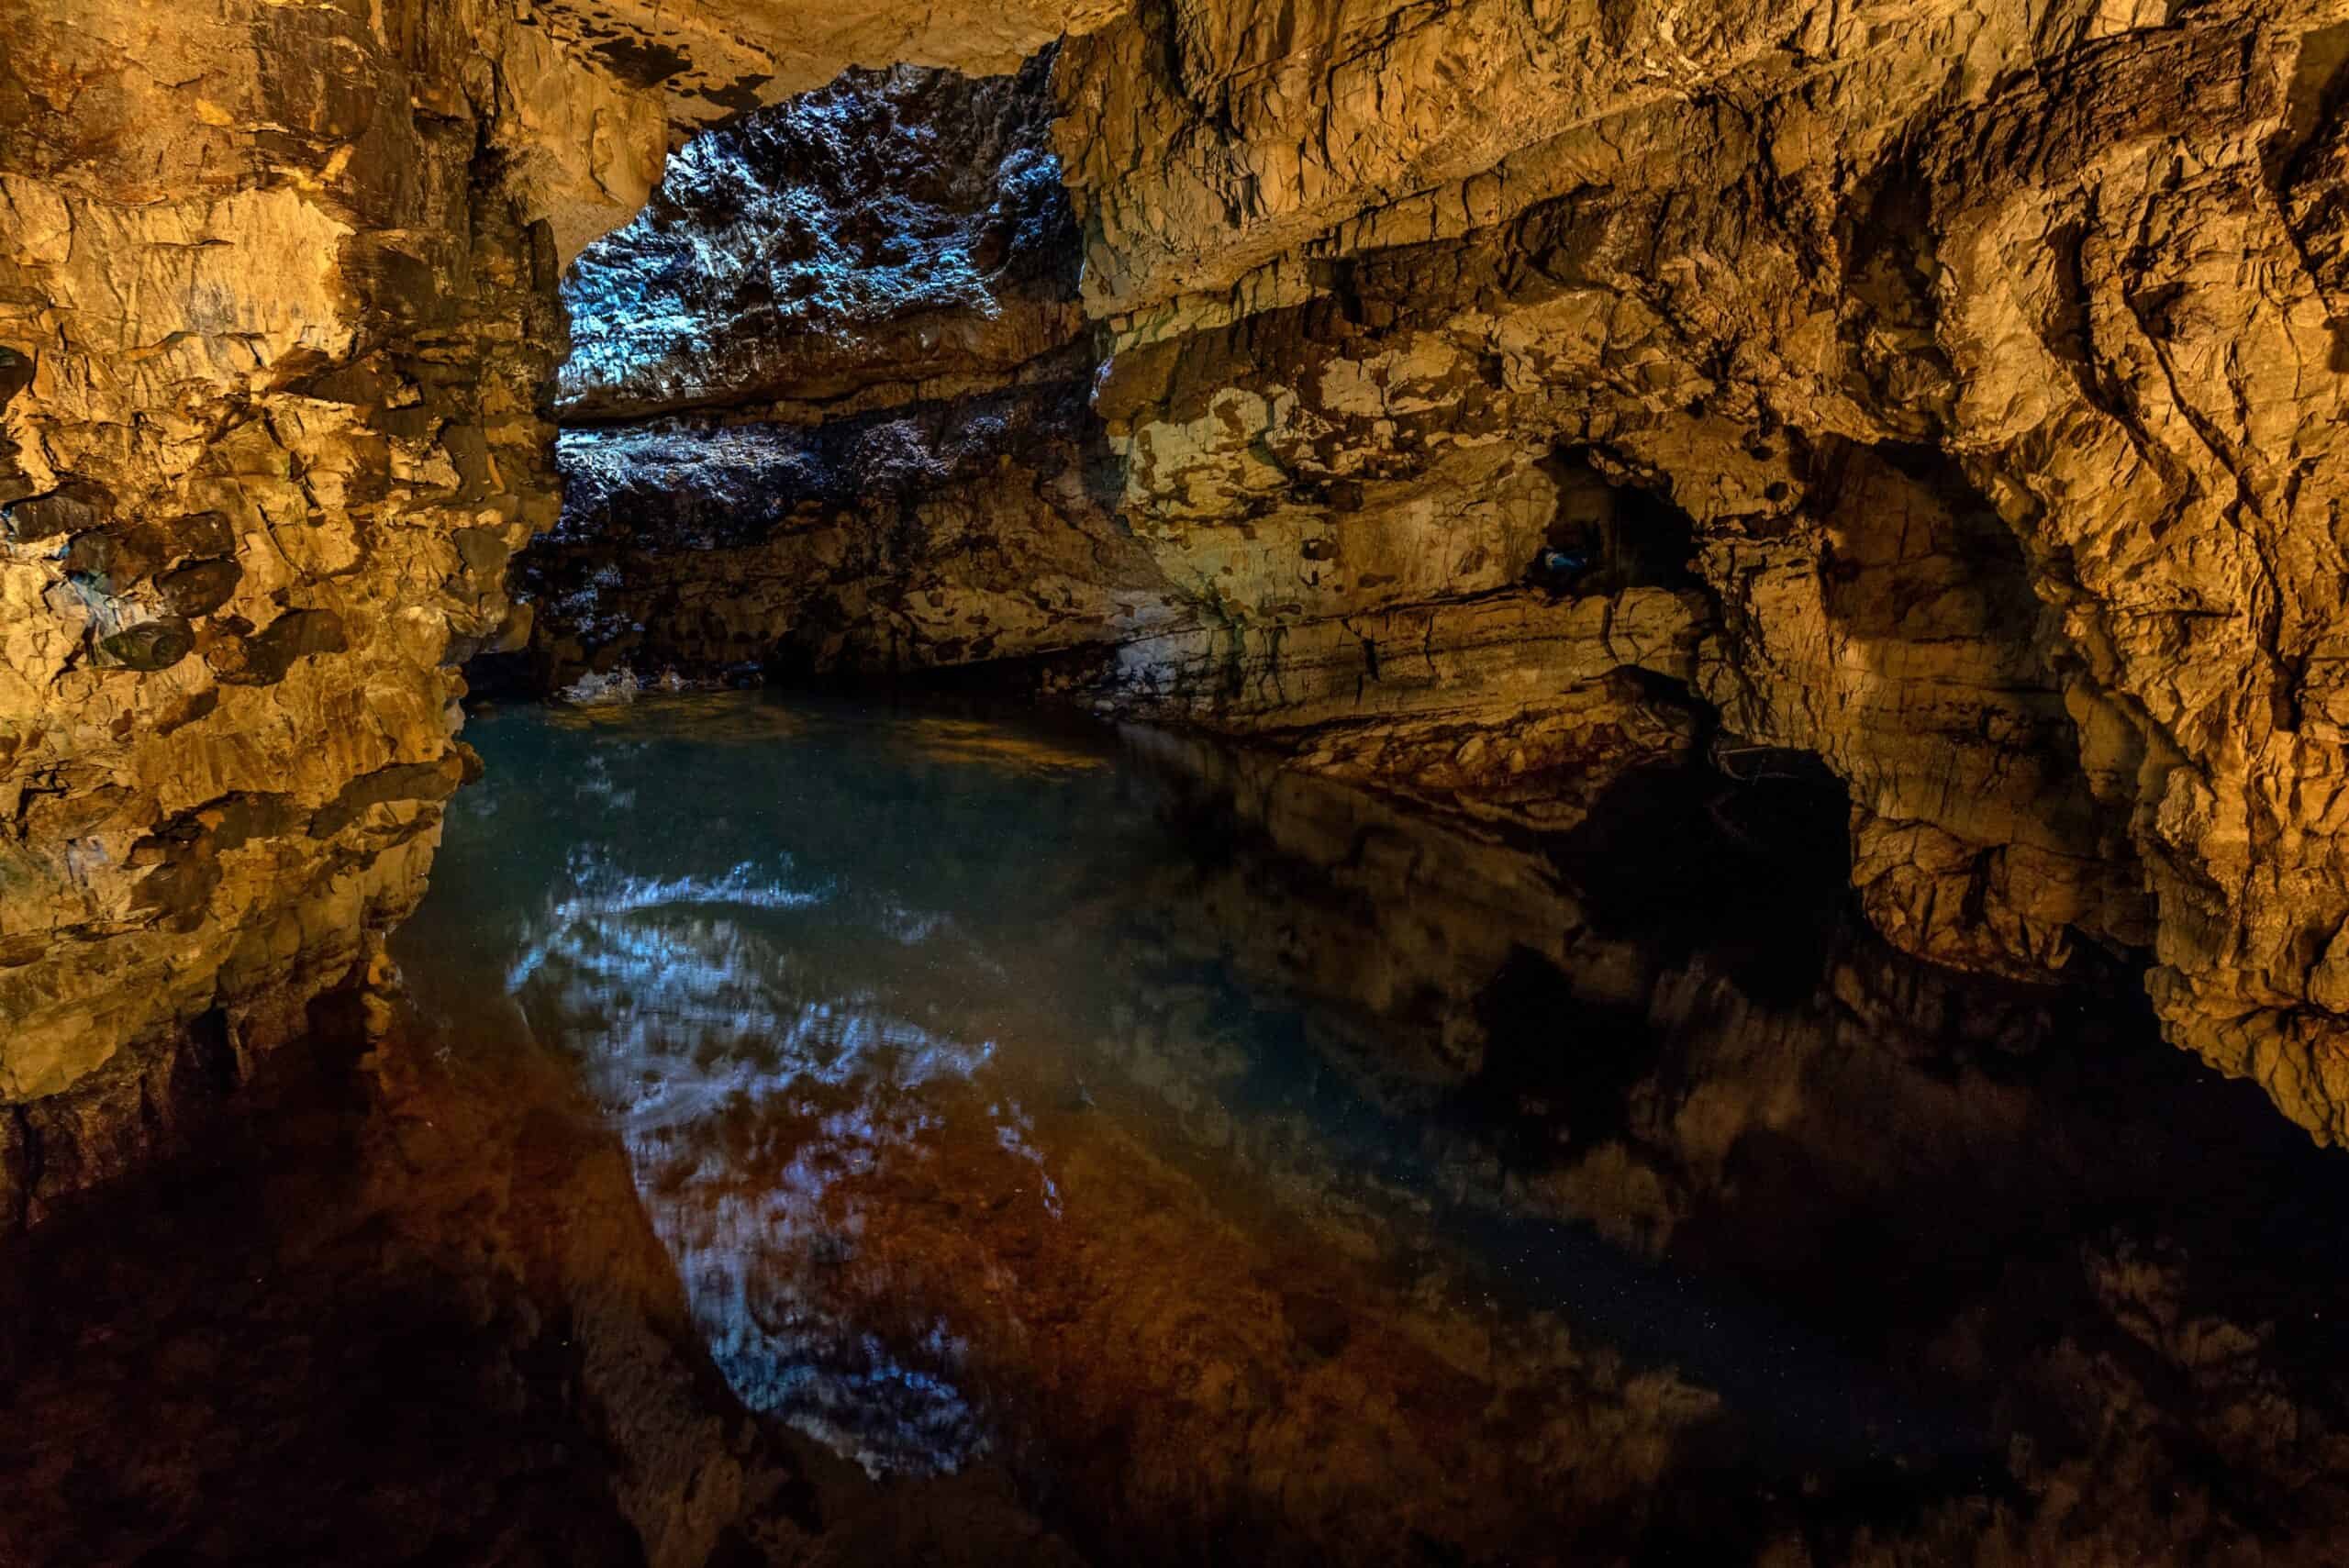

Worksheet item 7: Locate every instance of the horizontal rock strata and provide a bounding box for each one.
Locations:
[1045,0,2349,1141]
[506,1,2349,1143]
[510,381,1178,689]
[13,0,2349,1201]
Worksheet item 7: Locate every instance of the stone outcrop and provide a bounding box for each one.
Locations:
[509,382,1176,691]
[560,54,1086,422]
[489,0,2349,1143]
[529,0,1124,130]
[0,0,594,1220]
[528,44,1721,828]
[504,54,1185,695]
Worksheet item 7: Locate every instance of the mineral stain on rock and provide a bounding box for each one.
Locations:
[95,617,195,673]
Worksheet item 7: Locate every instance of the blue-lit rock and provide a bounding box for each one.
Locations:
[560,53,1083,423]
[514,54,1709,814]
[504,380,1175,691]
[495,51,1181,696]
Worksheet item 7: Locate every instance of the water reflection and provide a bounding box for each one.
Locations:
[384,691,2349,1565]
[496,850,1038,1476]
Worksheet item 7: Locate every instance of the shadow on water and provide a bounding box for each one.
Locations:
[8,689,2349,1567]
[1113,751,1990,1476]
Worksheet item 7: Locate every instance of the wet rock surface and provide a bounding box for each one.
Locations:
[527,46,1727,839]
[1047,0,2349,1139]
[502,381,1177,693]
[0,0,1134,1219]
[0,0,607,1216]
[560,54,1085,423]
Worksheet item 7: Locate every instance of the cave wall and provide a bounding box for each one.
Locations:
[10,0,2349,1205]
[510,0,2349,1143]
[0,0,609,1218]
[534,44,1719,828]
[0,0,1116,1220]
[526,0,2349,1141]
[523,383,1174,685]
[1045,0,2349,1140]
[512,54,1182,695]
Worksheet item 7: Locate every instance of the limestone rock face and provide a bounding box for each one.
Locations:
[531,46,1709,828]
[560,54,1085,421]
[517,58,1180,695]
[0,0,667,1216]
[514,383,1178,689]
[15,0,2349,1192]
[529,0,1127,130]
[510,1,2349,1142]
[1047,0,2349,1140]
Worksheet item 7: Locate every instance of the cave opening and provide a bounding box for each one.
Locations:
[470,50,1111,707]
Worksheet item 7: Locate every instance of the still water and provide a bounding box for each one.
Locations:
[6,692,2348,1566]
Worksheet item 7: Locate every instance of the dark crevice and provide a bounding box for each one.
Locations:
[1536,447,1704,594]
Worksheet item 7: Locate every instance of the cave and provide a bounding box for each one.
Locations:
[7,4,2349,1564]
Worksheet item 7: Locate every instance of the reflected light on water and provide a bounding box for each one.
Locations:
[897,716,1112,775]
[505,836,1048,1477]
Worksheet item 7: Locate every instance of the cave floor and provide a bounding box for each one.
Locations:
[5,691,2347,1567]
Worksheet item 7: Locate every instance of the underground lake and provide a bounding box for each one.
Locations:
[6,691,2346,1565]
